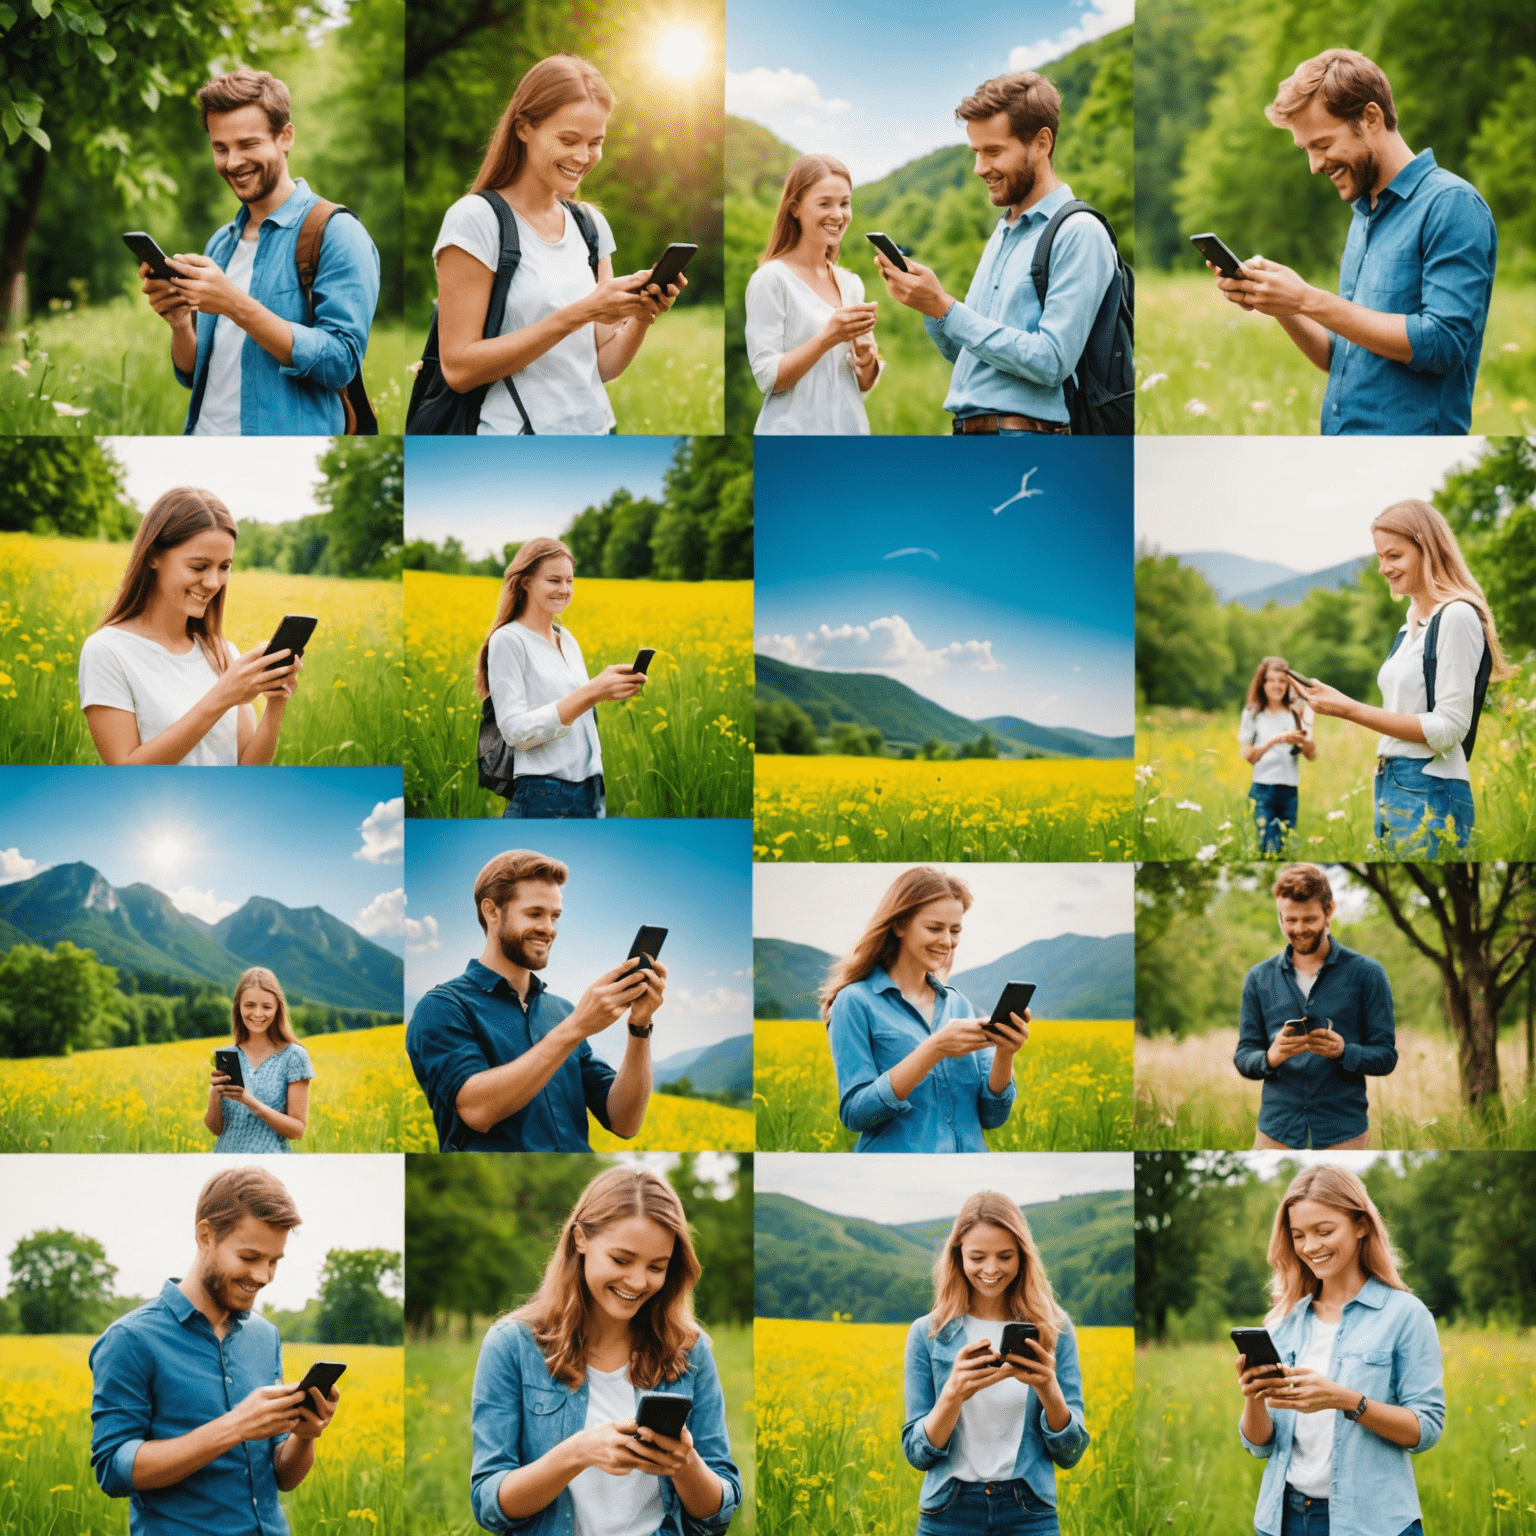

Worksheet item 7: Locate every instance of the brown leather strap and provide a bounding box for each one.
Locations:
[295,198,338,302]
[954,413,1070,436]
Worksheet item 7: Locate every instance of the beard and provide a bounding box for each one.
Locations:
[204,1261,260,1316]
[1327,147,1379,202]
[993,160,1038,209]
[1291,928,1328,956]
[223,158,283,205]
[497,917,551,971]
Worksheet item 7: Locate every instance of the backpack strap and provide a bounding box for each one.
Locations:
[1029,199,1119,308]
[1421,610,1440,715]
[560,198,602,275]
[295,198,374,434]
[1386,625,1407,660]
[476,189,534,436]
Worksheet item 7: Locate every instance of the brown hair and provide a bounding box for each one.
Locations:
[474,537,577,697]
[473,850,570,932]
[231,967,300,1048]
[1244,656,1308,732]
[1265,49,1398,132]
[97,487,238,673]
[512,1166,702,1389]
[760,154,854,265]
[197,68,292,135]
[472,55,614,193]
[1272,863,1334,910]
[956,71,1061,159]
[195,1166,302,1240]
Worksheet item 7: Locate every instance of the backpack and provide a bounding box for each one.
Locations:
[1385,606,1493,757]
[478,694,517,797]
[406,192,601,435]
[1029,200,1134,435]
[295,200,378,435]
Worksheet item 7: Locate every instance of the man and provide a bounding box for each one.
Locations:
[874,70,1116,435]
[1212,48,1496,435]
[406,849,665,1151]
[139,67,380,435]
[1234,862,1398,1150]
[90,1167,339,1536]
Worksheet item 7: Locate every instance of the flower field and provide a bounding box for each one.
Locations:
[403,573,752,819]
[753,1019,1133,1151]
[587,1093,755,1153]
[752,757,1135,863]
[756,1319,1132,1536]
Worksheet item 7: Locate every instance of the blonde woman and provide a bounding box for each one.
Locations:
[204,968,313,1153]
[902,1191,1088,1535]
[469,1166,740,1536]
[1234,1165,1443,1536]
[1296,499,1510,855]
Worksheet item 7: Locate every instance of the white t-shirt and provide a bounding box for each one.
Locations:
[486,621,602,783]
[77,627,242,766]
[1376,599,1484,783]
[1295,968,1319,1001]
[1286,1315,1340,1498]
[1239,706,1312,787]
[945,1315,1033,1483]
[568,1364,665,1536]
[193,230,259,437]
[433,196,617,436]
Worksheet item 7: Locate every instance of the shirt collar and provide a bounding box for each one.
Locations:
[869,964,951,998]
[1003,180,1075,233]
[233,178,313,235]
[464,956,546,1002]
[162,1276,250,1329]
[1355,148,1437,213]
[1280,937,1347,974]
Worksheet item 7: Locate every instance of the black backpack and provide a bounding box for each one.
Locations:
[1385,607,1493,757]
[478,694,517,797]
[406,191,600,435]
[1029,200,1134,435]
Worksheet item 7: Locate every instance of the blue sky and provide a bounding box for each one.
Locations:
[0,767,407,954]
[754,437,1133,735]
[405,438,680,560]
[404,820,753,1065]
[727,0,1132,182]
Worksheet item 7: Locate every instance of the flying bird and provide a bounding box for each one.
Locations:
[992,466,1043,514]
[883,547,940,561]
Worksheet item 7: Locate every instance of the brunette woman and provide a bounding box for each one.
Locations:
[1240,656,1317,855]
[205,968,313,1154]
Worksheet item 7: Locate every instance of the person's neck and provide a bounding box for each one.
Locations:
[178,1265,234,1337]
[967,1291,1009,1323]
[243,1030,277,1058]
[785,239,836,274]
[583,1307,633,1363]
[480,939,534,999]
[887,951,935,997]
[505,170,562,219]
[135,594,195,650]
[1009,165,1062,224]
[1292,934,1331,973]
[243,171,298,230]
[1315,1265,1368,1315]
[518,608,560,644]
[1407,589,1437,626]
[1367,133,1416,208]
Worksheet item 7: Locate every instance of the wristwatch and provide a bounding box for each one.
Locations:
[1344,1394,1369,1421]
[628,1022,653,1039]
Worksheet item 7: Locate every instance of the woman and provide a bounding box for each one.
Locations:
[902,1191,1089,1535]
[1296,500,1510,856]
[1234,1164,1444,1536]
[204,968,313,1153]
[475,537,646,818]
[744,153,881,434]
[469,1165,740,1536]
[433,54,684,436]
[77,487,303,766]
[1239,657,1316,856]
[823,867,1029,1153]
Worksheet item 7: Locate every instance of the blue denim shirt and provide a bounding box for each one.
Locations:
[902,1312,1090,1511]
[90,1278,290,1536]
[177,179,380,435]
[1234,940,1397,1147]
[923,182,1116,424]
[469,1318,741,1536]
[828,967,1016,1152]
[1239,1278,1445,1536]
[406,959,616,1152]
[1321,150,1496,435]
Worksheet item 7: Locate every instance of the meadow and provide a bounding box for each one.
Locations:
[753,1018,1134,1152]
[403,572,752,819]
[756,1318,1132,1536]
[0,1334,404,1536]
[753,757,1136,864]
[0,1027,427,1154]
[1134,274,1536,435]
[1136,1328,1536,1536]
[404,1322,752,1536]
[0,533,404,769]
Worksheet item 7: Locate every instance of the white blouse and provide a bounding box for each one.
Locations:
[486,620,602,783]
[1376,599,1484,782]
[1239,705,1312,787]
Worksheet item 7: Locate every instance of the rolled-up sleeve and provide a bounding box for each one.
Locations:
[1238,1417,1277,1457]
[977,1052,1017,1129]
[89,1324,151,1498]
[578,1040,619,1134]
[1234,970,1275,1080]
[829,996,913,1133]
[279,210,380,388]
[1340,962,1397,1077]
[1039,1322,1090,1468]
[406,990,494,1137]
[470,1325,530,1533]
[744,267,789,395]
[488,628,573,752]
[1405,190,1496,377]
[1418,602,1482,757]
[1397,1304,1446,1454]
[682,1337,742,1534]
[901,1320,949,1471]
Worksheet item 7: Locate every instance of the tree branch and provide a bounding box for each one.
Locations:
[1343,863,1451,970]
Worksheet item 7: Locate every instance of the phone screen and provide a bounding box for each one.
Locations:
[864,232,909,273]
[986,982,1035,1033]
[627,925,668,974]
[1189,233,1246,279]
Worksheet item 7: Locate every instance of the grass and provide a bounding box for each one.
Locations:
[404,1322,753,1536]
[0,532,404,768]
[756,1319,1132,1536]
[403,572,752,819]
[1135,1328,1536,1536]
[1134,273,1536,435]
[753,1018,1134,1152]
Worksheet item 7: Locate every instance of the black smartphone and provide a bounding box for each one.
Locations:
[627,924,668,975]
[633,1391,691,1440]
[213,1048,244,1088]
[1284,667,1316,688]
[295,1360,347,1407]
[1283,1017,1327,1035]
[1189,232,1249,280]
[995,1321,1041,1364]
[1230,1327,1285,1373]
[642,243,698,295]
[123,231,179,281]
[984,981,1036,1036]
[631,648,657,676]
[263,614,319,671]
[864,231,909,273]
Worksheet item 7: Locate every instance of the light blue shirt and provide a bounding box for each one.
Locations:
[213,1042,314,1154]
[1239,1277,1445,1536]
[923,182,1116,424]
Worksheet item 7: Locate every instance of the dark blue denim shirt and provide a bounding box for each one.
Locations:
[1321,150,1496,435]
[406,958,617,1151]
[1234,939,1397,1146]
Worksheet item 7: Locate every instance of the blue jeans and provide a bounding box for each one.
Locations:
[1374,757,1473,856]
[1276,1486,1424,1536]
[1249,781,1298,856]
[502,773,605,819]
[918,1479,1059,1536]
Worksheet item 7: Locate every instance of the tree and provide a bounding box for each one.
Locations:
[652,436,753,581]
[670,1154,751,1328]
[9,1228,117,1333]
[0,438,136,537]
[315,1247,404,1345]
[562,496,616,574]
[316,435,404,578]
[755,699,817,755]
[956,731,999,760]
[1135,553,1234,708]
[600,492,660,579]
[0,940,118,1057]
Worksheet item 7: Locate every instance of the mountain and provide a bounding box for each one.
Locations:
[654,1034,752,1100]
[976,717,1132,760]
[950,933,1133,1019]
[651,1044,711,1080]
[725,115,799,197]
[1174,551,1299,604]
[1233,556,1372,610]
[753,937,832,1019]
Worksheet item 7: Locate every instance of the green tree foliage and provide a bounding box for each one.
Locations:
[652,434,752,580]
[672,1153,751,1328]
[600,492,662,579]
[315,435,403,578]
[7,1227,117,1333]
[314,1247,404,1345]
[1135,553,1234,708]
[399,534,516,577]
[830,723,884,757]
[0,436,136,536]
[754,698,818,755]
[0,940,119,1057]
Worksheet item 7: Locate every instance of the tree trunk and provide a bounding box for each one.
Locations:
[1442,963,1503,1108]
[0,140,49,334]
[1527,963,1534,1089]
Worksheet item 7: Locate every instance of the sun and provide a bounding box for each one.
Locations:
[144,828,190,871]
[654,25,707,80]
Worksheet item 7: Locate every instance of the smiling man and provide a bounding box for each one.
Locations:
[1211,49,1496,435]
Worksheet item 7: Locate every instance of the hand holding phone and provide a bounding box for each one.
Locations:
[295,1360,347,1409]
[993,1320,1040,1366]
[1189,232,1250,280]
[627,925,669,975]
[213,1048,245,1090]
[123,232,180,282]
[629,648,656,676]
[263,614,319,671]
[983,981,1035,1039]
[640,244,697,299]
[632,1391,691,1440]
[1231,1327,1286,1398]
[1284,667,1317,689]
[865,232,910,273]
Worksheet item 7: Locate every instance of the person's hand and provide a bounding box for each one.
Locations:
[1235,1353,1285,1402]
[589,663,649,703]
[207,645,302,712]
[981,1010,1031,1058]
[212,1073,257,1107]
[584,273,658,326]
[1213,255,1312,318]
[1290,677,1354,720]
[1263,1367,1351,1415]
[821,302,878,346]
[1304,1022,1346,1060]
[627,956,667,1031]
[630,1422,697,1477]
[941,1338,1014,1406]
[850,330,879,368]
[1002,1335,1059,1395]
[574,1420,674,1476]
[873,253,953,319]
[258,651,304,704]
[1265,1028,1314,1070]
[225,1383,306,1443]
[636,270,687,318]
[140,262,195,326]
[565,961,654,1040]
[165,252,251,320]
[926,1018,996,1060]
[290,1382,339,1440]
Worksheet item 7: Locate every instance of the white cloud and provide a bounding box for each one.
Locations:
[1009,0,1134,70]
[0,848,41,885]
[405,916,440,954]
[354,797,404,865]
[356,886,440,952]
[755,614,1002,676]
[669,987,751,1017]
[169,886,239,924]
[726,68,852,123]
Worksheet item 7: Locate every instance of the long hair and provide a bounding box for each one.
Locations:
[97,487,238,672]
[231,967,299,1048]
[1372,499,1513,681]
[1244,655,1307,734]
[760,154,853,265]
[511,1166,702,1390]
[820,866,973,1018]
[472,55,614,193]
[474,537,576,698]
[1264,1164,1410,1324]
[928,1190,1068,1350]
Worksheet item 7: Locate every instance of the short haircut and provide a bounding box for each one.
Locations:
[956,71,1062,159]
[474,850,570,931]
[1272,863,1335,910]
[1265,49,1398,132]
[195,1167,302,1240]
[197,67,292,135]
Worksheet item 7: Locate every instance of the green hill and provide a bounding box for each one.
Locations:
[753,937,832,1019]
[977,716,1133,759]
[654,1033,752,1101]
[725,115,799,198]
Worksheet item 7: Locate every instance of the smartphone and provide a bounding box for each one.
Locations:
[995,1321,1041,1364]
[1284,667,1316,688]
[213,1048,244,1089]
[631,648,657,676]
[295,1360,347,1407]
[1282,1017,1316,1035]
[627,924,668,975]
[632,1391,691,1440]
[984,981,1036,1036]
[263,614,319,671]
[642,243,698,295]
[123,231,179,281]
[1189,232,1249,280]
[864,232,909,273]
[1230,1327,1285,1373]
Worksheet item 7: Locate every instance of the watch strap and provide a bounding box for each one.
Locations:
[1344,1393,1368,1421]
[628,1023,653,1038]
